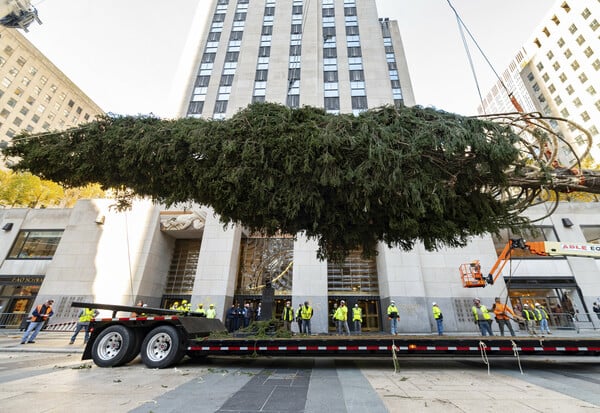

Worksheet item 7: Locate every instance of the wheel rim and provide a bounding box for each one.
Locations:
[145,332,172,362]
[97,331,123,361]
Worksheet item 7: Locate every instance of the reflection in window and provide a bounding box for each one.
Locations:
[237,236,294,295]
[8,230,63,259]
[165,239,200,295]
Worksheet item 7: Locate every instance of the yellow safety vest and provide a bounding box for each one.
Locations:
[352,307,362,322]
[79,308,96,323]
[472,305,492,321]
[301,305,313,320]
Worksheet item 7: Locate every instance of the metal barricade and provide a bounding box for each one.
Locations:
[571,312,599,333]
[0,312,29,329]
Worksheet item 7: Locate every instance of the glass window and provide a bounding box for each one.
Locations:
[327,250,379,295]
[492,227,558,259]
[323,71,338,82]
[8,230,64,259]
[351,96,368,109]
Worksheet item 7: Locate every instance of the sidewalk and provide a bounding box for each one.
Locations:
[0,329,84,354]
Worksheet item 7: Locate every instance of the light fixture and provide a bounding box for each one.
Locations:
[562,218,574,228]
[95,214,105,225]
[2,223,13,231]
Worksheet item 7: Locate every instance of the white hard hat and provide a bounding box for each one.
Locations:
[535,303,540,307]
[473,298,480,302]
[432,302,437,306]
[391,300,395,304]
[524,303,529,307]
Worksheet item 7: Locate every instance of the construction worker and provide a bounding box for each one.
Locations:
[170,301,179,311]
[534,303,551,335]
[334,300,350,335]
[300,301,313,335]
[522,303,536,335]
[179,300,191,312]
[432,302,443,336]
[282,301,294,332]
[387,300,400,335]
[352,303,362,335]
[70,307,99,344]
[471,298,493,336]
[492,297,516,336]
[206,304,217,319]
[21,299,54,344]
[195,303,206,317]
[295,303,303,333]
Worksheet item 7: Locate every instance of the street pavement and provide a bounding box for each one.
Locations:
[0,329,599,412]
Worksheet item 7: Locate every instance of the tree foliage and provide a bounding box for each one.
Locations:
[0,103,564,260]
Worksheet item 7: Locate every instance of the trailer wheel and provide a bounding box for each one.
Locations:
[141,325,185,368]
[121,329,143,365]
[91,325,135,367]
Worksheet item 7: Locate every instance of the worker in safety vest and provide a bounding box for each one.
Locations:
[471,298,493,336]
[492,297,516,337]
[195,303,206,317]
[521,303,537,335]
[352,304,362,335]
[387,301,400,335]
[206,304,217,319]
[170,301,179,311]
[432,302,443,336]
[534,303,551,335]
[178,300,191,312]
[300,301,313,335]
[282,301,294,332]
[21,299,54,344]
[334,300,350,335]
[70,307,99,344]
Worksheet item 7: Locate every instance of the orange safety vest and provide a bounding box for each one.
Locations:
[31,304,53,322]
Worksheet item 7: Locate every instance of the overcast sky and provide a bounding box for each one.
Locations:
[24,0,554,117]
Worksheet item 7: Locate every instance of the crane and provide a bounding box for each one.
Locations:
[0,0,41,32]
[460,238,600,288]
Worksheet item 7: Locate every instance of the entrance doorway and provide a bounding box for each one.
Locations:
[328,297,380,333]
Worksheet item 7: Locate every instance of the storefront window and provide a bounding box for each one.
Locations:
[7,230,63,259]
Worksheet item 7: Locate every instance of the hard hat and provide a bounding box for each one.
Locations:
[198,303,203,307]
[354,304,358,307]
[210,304,214,307]
[340,300,345,303]
[432,302,437,306]
[391,300,395,304]
[473,298,480,302]
[174,301,179,305]
[535,303,540,307]
[523,303,529,307]
[182,299,188,304]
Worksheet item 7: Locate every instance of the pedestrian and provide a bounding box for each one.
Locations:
[296,303,303,333]
[593,302,600,320]
[69,307,99,344]
[301,301,313,335]
[387,300,400,335]
[334,300,350,335]
[492,297,516,336]
[471,298,493,336]
[206,303,217,319]
[226,304,236,332]
[522,303,537,335]
[131,300,145,317]
[255,302,262,321]
[234,303,243,331]
[195,303,206,317]
[432,302,443,336]
[282,301,294,332]
[243,303,253,328]
[21,299,54,344]
[535,302,552,335]
[352,303,362,335]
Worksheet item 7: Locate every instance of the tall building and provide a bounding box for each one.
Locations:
[478,0,600,167]
[0,27,103,150]
[179,0,415,119]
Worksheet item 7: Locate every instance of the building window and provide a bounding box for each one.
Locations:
[214,100,228,114]
[351,96,368,109]
[188,101,204,114]
[164,239,200,295]
[286,95,300,108]
[324,97,340,110]
[327,250,379,294]
[8,230,64,259]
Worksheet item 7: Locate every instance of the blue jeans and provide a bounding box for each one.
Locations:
[478,320,493,336]
[353,320,362,334]
[390,317,398,334]
[336,320,349,335]
[302,319,311,334]
[21,321,44,343]
[70,322,91,343]
[540,318,550,333]
[436,318,444,335]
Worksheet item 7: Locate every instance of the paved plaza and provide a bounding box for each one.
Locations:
[0,330,599,412]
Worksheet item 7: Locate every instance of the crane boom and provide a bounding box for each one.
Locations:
[459,238,600,288]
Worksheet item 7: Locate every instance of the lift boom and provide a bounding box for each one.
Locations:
[459,238,600,288]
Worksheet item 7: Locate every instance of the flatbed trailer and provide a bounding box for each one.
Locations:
[73,302,600,369]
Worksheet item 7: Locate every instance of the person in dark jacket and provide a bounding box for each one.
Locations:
[21,299,54,344]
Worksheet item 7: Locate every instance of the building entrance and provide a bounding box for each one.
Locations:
[328,297,380,333]
[0,275,43,328]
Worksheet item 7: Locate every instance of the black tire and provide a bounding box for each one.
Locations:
[121,329,143,365]
[91,325,135,367]
[140,325,186,368]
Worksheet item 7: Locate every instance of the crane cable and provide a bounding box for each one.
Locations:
[445,0,512,114]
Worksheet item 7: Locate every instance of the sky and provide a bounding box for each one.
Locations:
[22,0,555,118]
